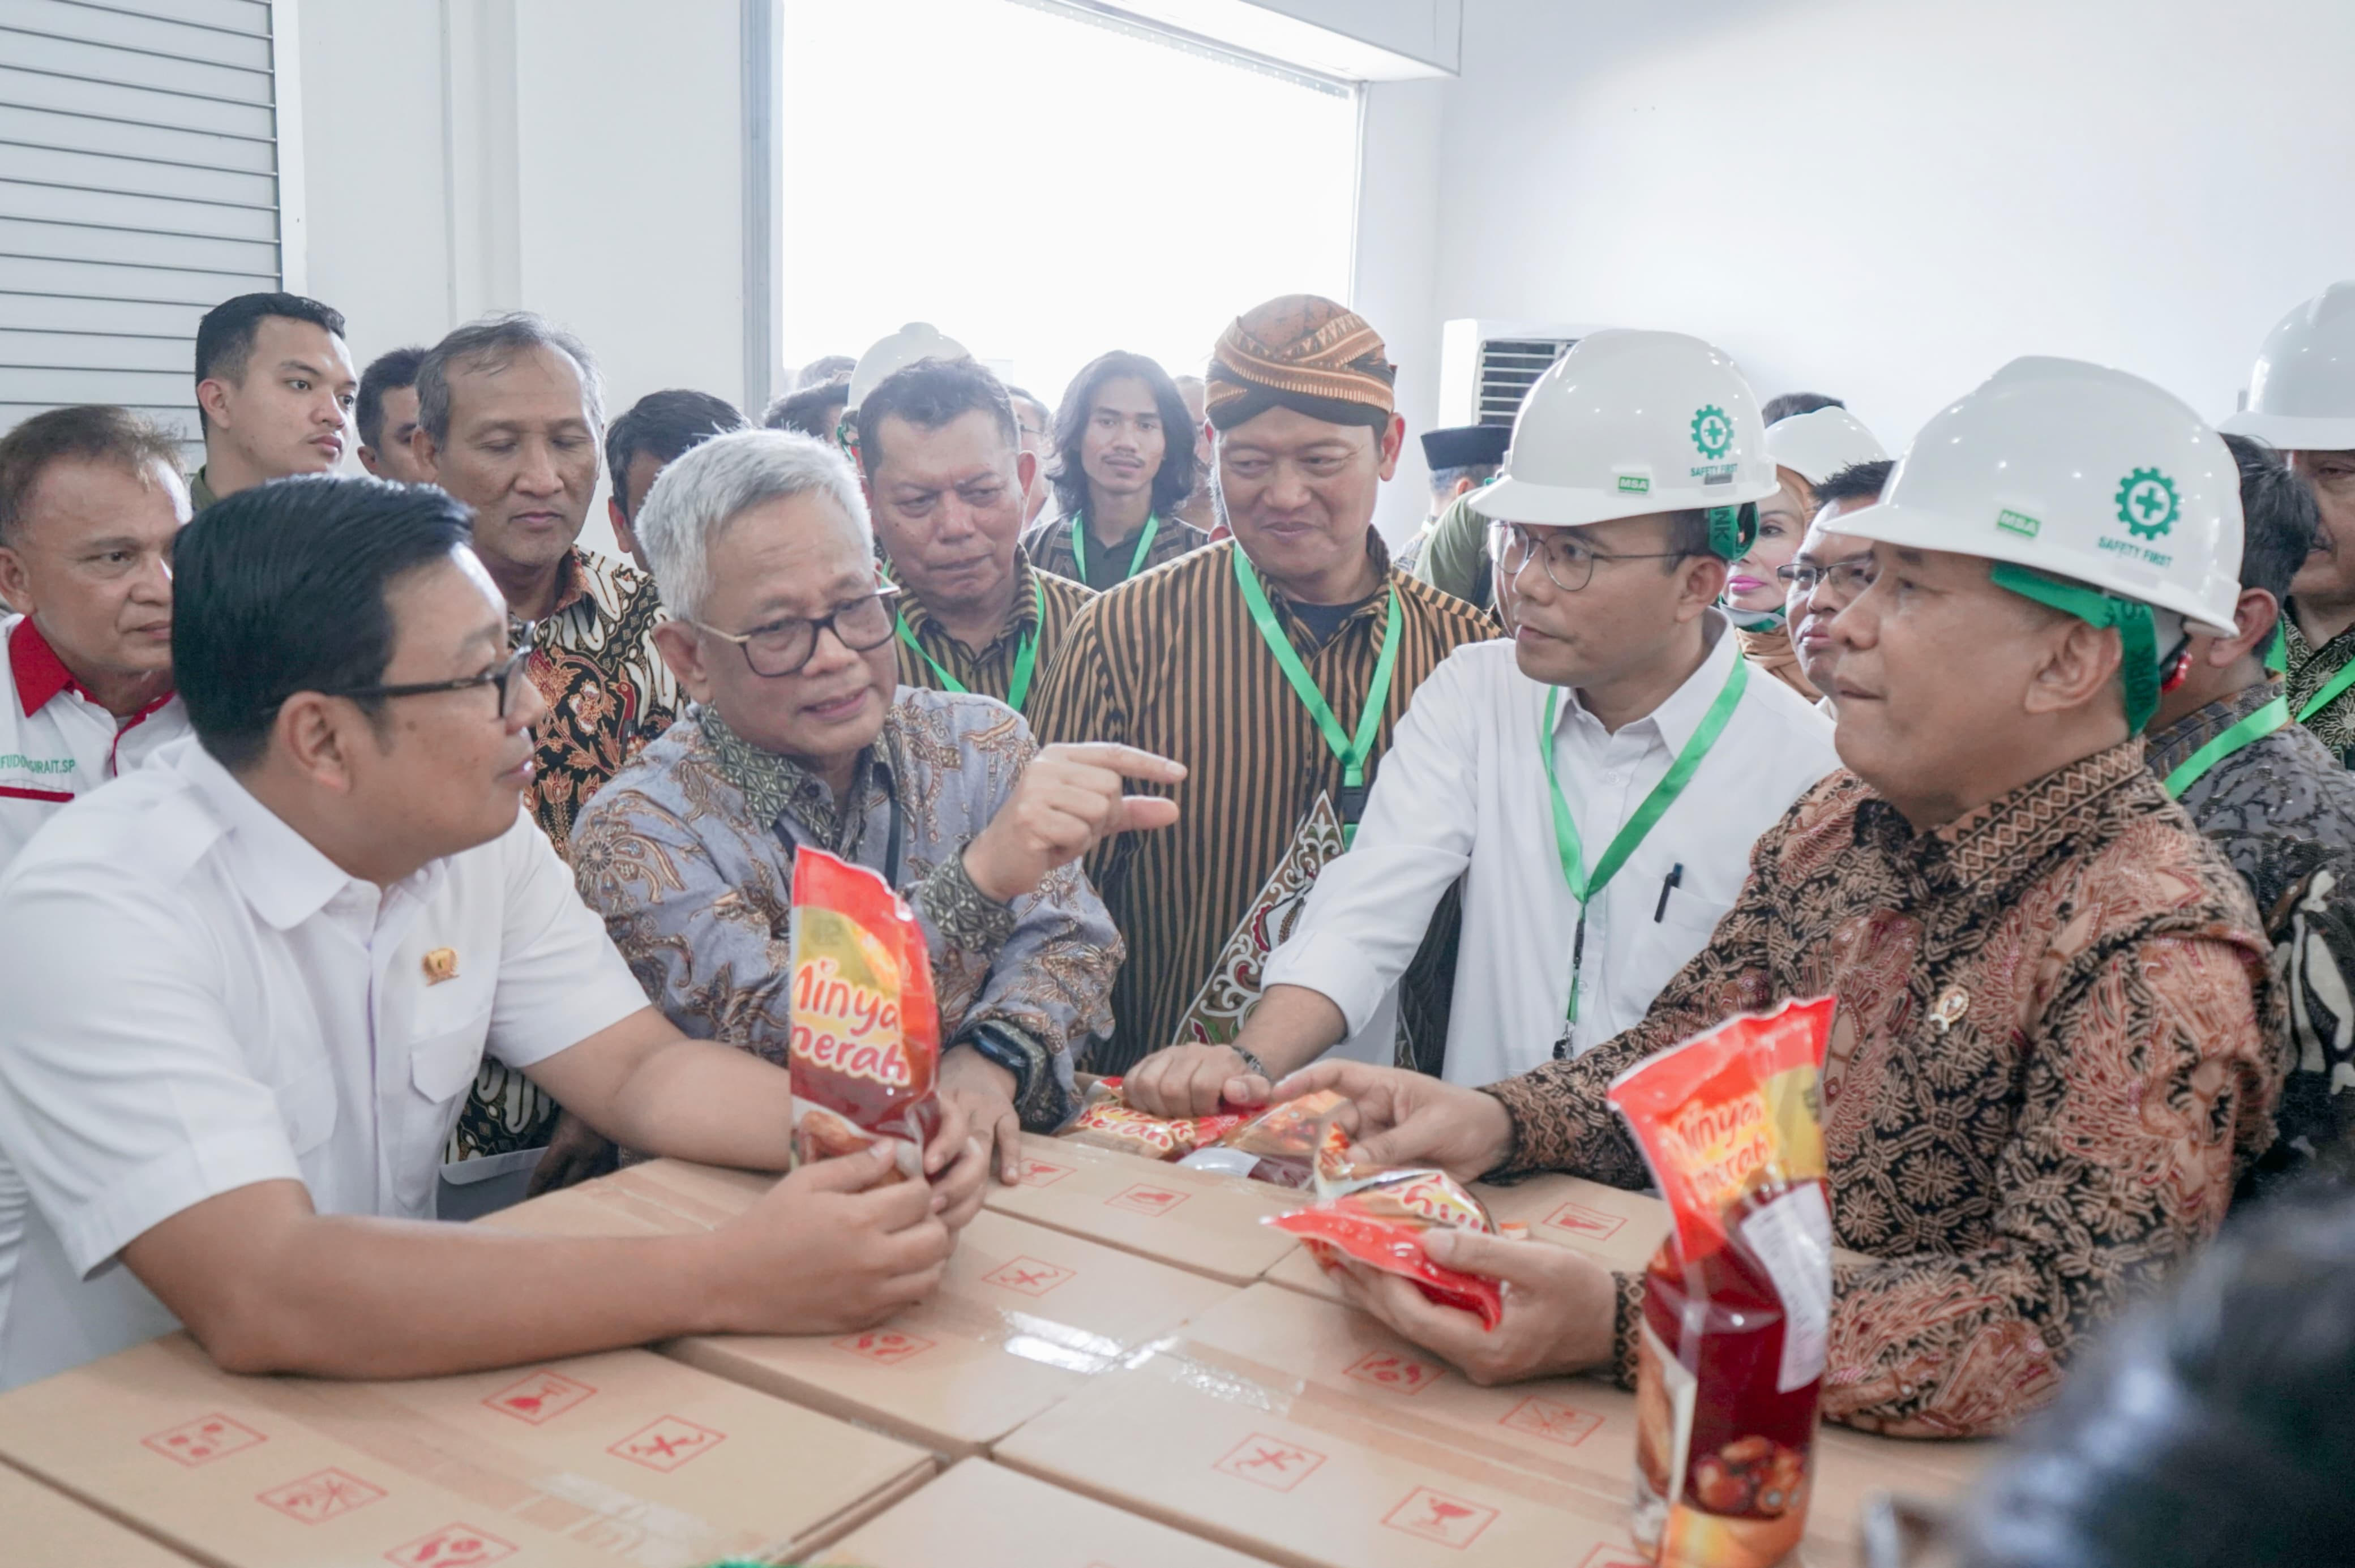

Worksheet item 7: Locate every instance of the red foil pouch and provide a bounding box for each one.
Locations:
[787,847,941,1181]
[1210,1090,1359,1189]
[1268,1167,1504,1327]
[1060,1079,1248,1160]
[1608,996,1836,1568]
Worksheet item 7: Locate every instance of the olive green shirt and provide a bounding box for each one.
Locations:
[1409,489,1493,611]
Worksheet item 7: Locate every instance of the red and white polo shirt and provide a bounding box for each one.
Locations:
[0,614,189,871]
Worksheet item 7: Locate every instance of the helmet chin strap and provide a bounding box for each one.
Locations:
[1988,563,2167,735]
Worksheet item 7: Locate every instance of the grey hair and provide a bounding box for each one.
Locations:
[414,311,605,444]
[633,428,871,620]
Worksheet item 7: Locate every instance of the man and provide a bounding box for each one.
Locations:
[764,378,850,443]
[0,408,192,869]
[1285,357,2281,1441]
[603,388,750,573]
[1782,459,1894,709]
[2221,281,2355,762]
[190,292,358,508]
[1733,406,1891,698]
[1122,332,1838,1116]
[574,431,1164,1178]
[1022,351,1208,592]
[2145,433,2355,1191]
[0,477,987,1391]
[354,345,432,483]
[411,312,681,1206]
[1171,373,1219,534]
[859,357,1091,717]
[1007,384,1056,526]
[1026,295,1493,1074]
[838,323,966,464]
[1397,422,1508,592]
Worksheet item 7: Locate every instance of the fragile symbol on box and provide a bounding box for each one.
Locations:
[256,1467,386,1524]
[1016,1158,1072,1188]
[483,1368,597,1425]
[609,1415,726,1473]
[1576,1546,1654,1568]
[384,1523,518,1566]
[983,1255,1077,1297]
[1382,1486,1499,1549]
[1106,1183,1189,1217]
[1500,1394,1604,1447]
[1541,1202,1628,1242]
[830,1329,937,1365]
[1212,1433,1326,1493]
[142,1413,267,1468]
[1343,1349,1442,1395]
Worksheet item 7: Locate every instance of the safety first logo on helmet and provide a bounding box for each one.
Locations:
[1689,404,1742,490]
[2103,466,2180,567]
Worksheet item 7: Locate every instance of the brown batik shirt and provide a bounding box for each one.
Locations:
[1022,509,1213,592]
[1026,536,1494,1072]
[446,546,680,1168]
[893,550,1093,717]
[1484,743,2285,1439]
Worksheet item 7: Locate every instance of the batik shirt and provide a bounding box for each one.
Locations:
[445,546,680,1167]
[1022,511,1210,592]
[2148,680,2355,1190]
[1484,744,2284,1439]
[893,551,1092,714]
[567,691,1120,1130]
[2284,615,2355,765]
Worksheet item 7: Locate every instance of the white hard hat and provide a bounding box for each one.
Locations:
[845,323,971,416]
[1763,406,1889,487]
[1838,356,2242,636]
[1470,329,1781,549]
[2218,281,2355,451]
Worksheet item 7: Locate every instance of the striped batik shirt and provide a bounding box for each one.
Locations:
[1026,536,1496,1070]
[1023,509,1213,592]
[894,551,1094,714]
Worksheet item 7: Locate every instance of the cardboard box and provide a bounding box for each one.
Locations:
[0,1457,200,1565]
[0,1333,933,1567]
[996,1282,1982,1568]
[984,1131,1305,1284]
[483,1160,1240,1459]
[808,1457,1270,1567]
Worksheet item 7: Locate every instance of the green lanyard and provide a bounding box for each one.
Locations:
[895,576,1043,714]
[2163,695,2289,799]
[2299,658,2355,723]
[1072,511,1160,588]
[1231,547,1402,848]
[1542,654,1748,1029]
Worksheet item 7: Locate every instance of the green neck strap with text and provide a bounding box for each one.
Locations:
[1231,546,1402,849]
[1542,651,1748,1026]
[1073,511,1160,587]
[894,574,1043,714]
[2163,695,2289,799]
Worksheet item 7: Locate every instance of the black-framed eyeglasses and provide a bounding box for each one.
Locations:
[319,627,538,719]
[1776,559,1877,599]
[1490,521,1692,593]
[688,585,901,678]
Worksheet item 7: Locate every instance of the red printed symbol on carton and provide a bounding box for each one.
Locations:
[609,1415,725,1473]
[1500,1394,1604,1447]
[1106,1183,1189,1217]
[483,1368,596,1425]
[1345,1349,1442,1395]
[1577,1548,1654,1568]
[383,1523,516,1566]
[1383,1486,1498,1549]
[1213,1433,1326,1493]
[1541,1202,1627,1242]
[257,1467,386,1524]
[983,1256,1076,1297]
[831,1329,936,1365]
[1016,1158,1072,1188]
[143,1413,266,1468]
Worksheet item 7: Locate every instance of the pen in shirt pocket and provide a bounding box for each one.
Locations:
[1653,863,1684,922]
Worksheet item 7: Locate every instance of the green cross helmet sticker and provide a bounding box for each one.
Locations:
[1690,404,1734,460]
[2116,468,2179,541]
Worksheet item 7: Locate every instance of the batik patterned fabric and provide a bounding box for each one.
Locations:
[567,691,1119,1132]
[1483,744,2285,1438]
[1022,513,1211,592]
[1205,294,1395,432]
[443,546,682,1167]
[892,551,1093,711]
[2283,616,2355,765]
[2148,680,2355,1190]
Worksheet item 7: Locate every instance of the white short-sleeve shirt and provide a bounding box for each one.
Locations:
[0,613,189,873]
[0,739,651,1390]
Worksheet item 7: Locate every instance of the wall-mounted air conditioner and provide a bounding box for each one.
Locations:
[1436,319,1608,429]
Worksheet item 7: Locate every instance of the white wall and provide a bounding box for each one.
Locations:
[296,0,746,552]
[1354,78,1450,543]
[1421,0,2355,459]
